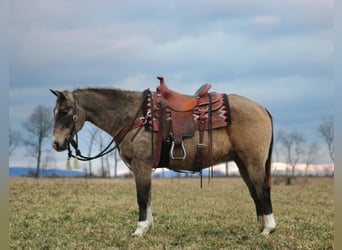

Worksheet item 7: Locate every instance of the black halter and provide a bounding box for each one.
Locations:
[67,89,151,161]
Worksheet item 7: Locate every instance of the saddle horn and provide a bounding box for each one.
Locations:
[156,76,170,98]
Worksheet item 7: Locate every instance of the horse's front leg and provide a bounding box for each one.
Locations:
[131,166,153,237]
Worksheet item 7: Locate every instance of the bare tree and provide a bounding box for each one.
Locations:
[86,127,99,177]
[97,132,106,177]
[317,116,334,162]
[86,127,118,178]
[9,127,21,156]
[113,149,119,177]
[96,130,113,178]
[304,142,319,180]
[22,105,53,177]
[279,130,305,184]
[41,150,56,177]
[106,154,111,177]
[274,130,283,163]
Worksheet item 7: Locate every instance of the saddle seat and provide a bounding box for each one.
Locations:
[156,76,212,111]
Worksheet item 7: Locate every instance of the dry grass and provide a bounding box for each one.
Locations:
[10,177,334,249]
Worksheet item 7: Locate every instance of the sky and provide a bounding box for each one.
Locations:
[9,0,334,173]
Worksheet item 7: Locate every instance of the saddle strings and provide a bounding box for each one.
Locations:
[208,93,214,183]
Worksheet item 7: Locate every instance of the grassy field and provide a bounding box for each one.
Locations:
[10,177,334,249]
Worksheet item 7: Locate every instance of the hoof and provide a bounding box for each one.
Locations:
[131,220,152,238]
[260,214,276,235]
[261,227,275,235]
[131,232,144,238]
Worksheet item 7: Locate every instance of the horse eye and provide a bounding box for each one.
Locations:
[53,107,71,118]
[60,110,69,116]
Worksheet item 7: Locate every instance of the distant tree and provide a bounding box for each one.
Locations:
[304,142,319,180]
[87,127,99,177]
[279,130,305,184]
[86,127,119,178]
[97,132,106,177]
[41,150,56,177]
[105,151,112,177]
[96,130,112,178]
[22,105,53,177]
[274,130,282,163]
[317,116,334,162]
[113,149,119,177]
[9,127,21,156]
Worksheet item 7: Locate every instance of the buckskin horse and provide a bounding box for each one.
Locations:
[50,76,276,237]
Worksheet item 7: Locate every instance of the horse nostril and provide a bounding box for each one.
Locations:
[53,141,59,150]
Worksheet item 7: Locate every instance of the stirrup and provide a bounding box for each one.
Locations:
[170,141,186,160]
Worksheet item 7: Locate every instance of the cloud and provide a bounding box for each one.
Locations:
[9,0,333,91]
[252,15,281,26]
[10,0,333,88]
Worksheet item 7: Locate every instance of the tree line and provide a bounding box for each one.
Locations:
[10,104,334,178]
[274,116,334,184]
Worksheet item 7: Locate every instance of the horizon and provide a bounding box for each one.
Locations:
[9,162,334,178]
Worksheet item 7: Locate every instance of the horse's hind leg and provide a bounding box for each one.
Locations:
[235,157,276,235]
[255,177,275,235]
[131,162,153,237]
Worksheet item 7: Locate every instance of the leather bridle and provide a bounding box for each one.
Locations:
[67,89,151,161]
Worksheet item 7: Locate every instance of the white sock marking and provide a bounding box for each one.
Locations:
[261,213,276,235]
[132,205,153,237]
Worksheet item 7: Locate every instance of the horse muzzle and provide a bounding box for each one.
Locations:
[52,136,68,152]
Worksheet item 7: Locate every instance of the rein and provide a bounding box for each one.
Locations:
[67,89,151,161]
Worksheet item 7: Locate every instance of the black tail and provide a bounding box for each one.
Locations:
[265,109,274,186]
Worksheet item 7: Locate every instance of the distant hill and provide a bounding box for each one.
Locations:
[9,167,86,177]
[8,167,226,178]
[9,163,334,178]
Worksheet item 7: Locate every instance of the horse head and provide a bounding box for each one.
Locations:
[50,89,86,152]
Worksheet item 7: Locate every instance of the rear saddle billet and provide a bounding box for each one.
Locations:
[144,76,231,172]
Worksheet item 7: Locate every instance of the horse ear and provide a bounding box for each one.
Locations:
[50,89,68,100]
[50,89,62,97]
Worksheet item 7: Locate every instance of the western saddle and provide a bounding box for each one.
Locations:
[156,76,212,111]
[144,76,231,172]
